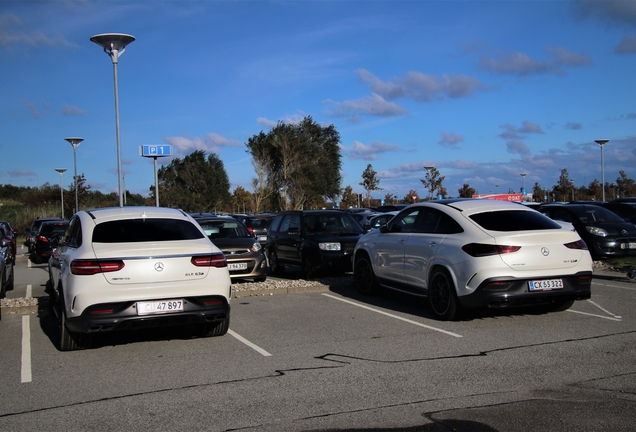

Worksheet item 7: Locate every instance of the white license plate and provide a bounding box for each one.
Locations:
[620,242,636,249]
[528,279,564,291]
[137,299,184,316]
[228,262,248,271]
[257,235,267,242]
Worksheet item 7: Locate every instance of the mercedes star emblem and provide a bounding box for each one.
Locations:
[154,262,165,272]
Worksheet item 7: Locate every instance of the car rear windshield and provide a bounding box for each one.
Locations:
[304,213,364,234]
[197,220,251,239]
[470,210,561,232]
[92,219,204,243]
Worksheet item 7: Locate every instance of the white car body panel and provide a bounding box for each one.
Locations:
[52,207,232,320]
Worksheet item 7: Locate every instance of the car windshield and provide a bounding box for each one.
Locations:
[470,210,562,232]
[569,206,626,223]
[198,220,251,239]
[92,219,204,243]
[40,223,68,237]
[304,213,364,234]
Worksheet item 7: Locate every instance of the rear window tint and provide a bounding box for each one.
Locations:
[92,219,204,243]
[470,210,561,232]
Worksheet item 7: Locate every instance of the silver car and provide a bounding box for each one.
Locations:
[353,199,593,320]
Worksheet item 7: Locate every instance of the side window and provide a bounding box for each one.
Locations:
[553,209,573,223]
[414,209,442,234]
[279,215,293,232]
[66,216,82,248]
[289,215,301,231]
[390,209,420,233]
[269,215,283,233]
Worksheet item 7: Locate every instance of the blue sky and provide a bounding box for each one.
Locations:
[2,0,636,202]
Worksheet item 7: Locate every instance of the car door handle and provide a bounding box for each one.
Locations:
[428,241,437,247]
[398,239,405,245]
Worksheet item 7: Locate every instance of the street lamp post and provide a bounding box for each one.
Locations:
[595,139,609,201]
[65,137,84,214]
[54,168,67,219]
[520,173,527,201]
[90,33,135,208]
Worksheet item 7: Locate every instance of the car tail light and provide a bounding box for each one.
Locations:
[38,235,49,243]
[462,243,521,257]
[71,260,125,275]
[246,227,254,234]
[191,254,227,268]
[564,239,588,250]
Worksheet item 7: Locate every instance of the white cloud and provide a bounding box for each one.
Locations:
[324,93,408,121]
[165,132,242,156]
[344,140,402,160]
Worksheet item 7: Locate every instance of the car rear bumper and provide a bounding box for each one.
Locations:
[65,295,230,334]
[227,255,267,280]
[458,271,592,309]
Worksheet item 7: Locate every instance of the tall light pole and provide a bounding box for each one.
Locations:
[520,173,527,201]
[65,137,84,214]
[90,33,135,208]
[424,166,435,200]
[55,168,67,219]
[595,139,609,201]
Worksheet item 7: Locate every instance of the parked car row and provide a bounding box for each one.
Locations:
[23,195,635,347]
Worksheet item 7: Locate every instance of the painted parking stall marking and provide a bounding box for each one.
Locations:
[322,293,463,338]
[229,329,272,356]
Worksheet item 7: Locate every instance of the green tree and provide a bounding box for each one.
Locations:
[246,116,342,211]
[421,167,445,200]
[458,184,476,198]
[359,164,382,207]
[532,182,548,202]
[157,150,231,212]
[552,169,572,201]
[341,185,357,209]
[232,186,253,214]
[616,170,636,198]
[403,189,419,204]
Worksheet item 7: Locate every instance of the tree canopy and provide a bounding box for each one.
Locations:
[245,116,342,211]
[156,150,231,212]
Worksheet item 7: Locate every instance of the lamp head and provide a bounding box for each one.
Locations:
[520,173,527,177]
[595,139,609,147]
[90,33,135,52]
[65,137,84,148]
[424,166,435,172]
[55,168,67,174]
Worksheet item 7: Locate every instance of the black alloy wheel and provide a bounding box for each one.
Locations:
[354,255,380,295]
[428,268,459,321]
[268,250,284,276]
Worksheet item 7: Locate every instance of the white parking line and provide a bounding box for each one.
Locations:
[21,316,32,383]
[592,281,636,291]
[228,329,272,356]
[26,284,32,299]
[566,309,622,321]
[321,293,463,338]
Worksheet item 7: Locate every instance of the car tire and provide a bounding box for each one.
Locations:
[0,268,6,299]
[269,250,284,276]
[6,265,14,291]
[428,268,460,321]
[199,316,230,337]
[302,257,317,280]
[58,308,81,351]
[354,254,380,295]
[29,254,42,265]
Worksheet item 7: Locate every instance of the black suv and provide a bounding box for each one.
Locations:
[30,220,69,264]
[539,203,636,260]
[25,217,65,254]
[266,210,364,279]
